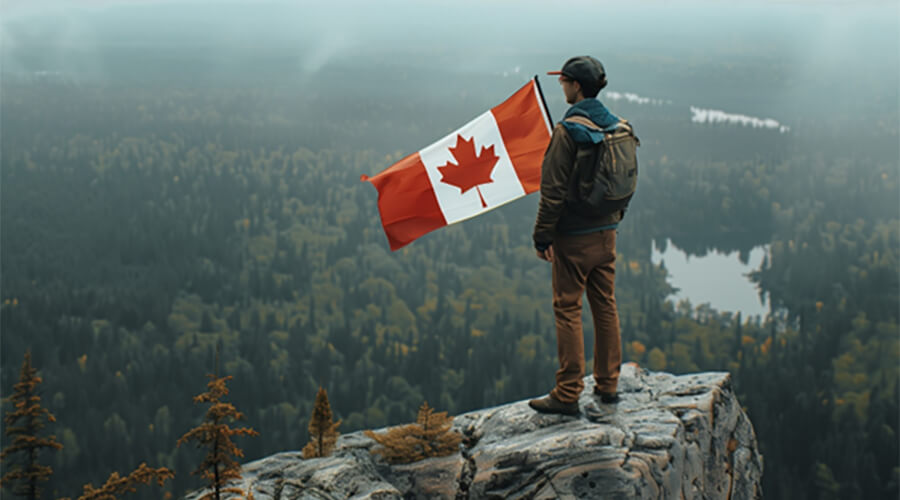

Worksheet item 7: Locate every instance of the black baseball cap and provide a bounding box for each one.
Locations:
[548,56,608,96]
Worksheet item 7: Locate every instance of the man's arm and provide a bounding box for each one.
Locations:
[533,123,576,251]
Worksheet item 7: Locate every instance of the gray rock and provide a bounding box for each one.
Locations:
[186,363,762,500]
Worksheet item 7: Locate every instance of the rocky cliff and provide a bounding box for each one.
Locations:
[187,363,763,500]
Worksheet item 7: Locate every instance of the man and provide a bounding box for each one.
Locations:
[529,55,624,415]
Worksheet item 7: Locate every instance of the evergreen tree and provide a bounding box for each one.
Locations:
[364,401,461,464]
[301,386,341,459]
[0,350,63,500]
[177,372,258,500]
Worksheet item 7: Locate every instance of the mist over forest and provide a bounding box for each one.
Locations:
[1,1,898,499]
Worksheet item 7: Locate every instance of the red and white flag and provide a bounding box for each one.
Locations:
[362,78,553,251]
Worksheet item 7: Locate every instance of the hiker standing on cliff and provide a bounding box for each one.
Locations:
[529,55,637,415]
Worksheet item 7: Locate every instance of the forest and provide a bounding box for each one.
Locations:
[1,10,899,499]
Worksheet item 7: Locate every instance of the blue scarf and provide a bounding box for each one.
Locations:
[561,99,621,145]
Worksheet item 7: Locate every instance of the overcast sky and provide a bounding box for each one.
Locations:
[2,0,897,126]
[3,0,896,51]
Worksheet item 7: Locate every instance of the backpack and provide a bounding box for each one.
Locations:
[563,116,640,218]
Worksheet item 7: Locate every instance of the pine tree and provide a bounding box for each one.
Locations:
[301,387,341,459]
[0,350,63,500]
[60,463,174,500]
[412,401,462,459]
[364,401,462,464]
[177,372,258,500]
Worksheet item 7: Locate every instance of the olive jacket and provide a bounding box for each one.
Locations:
[533,99,623,250]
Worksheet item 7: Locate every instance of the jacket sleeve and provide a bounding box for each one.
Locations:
[533,123,576,249]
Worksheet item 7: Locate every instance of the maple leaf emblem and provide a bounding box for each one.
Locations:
[438,134,500,208]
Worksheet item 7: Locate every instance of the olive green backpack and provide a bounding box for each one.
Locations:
[563,116,640,218]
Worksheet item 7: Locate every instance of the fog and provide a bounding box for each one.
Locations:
[3,0,898,127]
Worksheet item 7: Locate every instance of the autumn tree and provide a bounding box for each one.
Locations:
[59,463,174,500]
[301,386,341,459]
[364,401,462,464]
[0,350,63,500]
[177,373,258,500]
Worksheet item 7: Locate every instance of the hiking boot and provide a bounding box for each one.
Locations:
[528,394,579,415]
[593,387,620,404]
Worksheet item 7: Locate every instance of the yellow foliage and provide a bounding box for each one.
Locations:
[760,337,772,355]
[631,340,647,357]
[416,297,437,319]
[815,301,824,312]
[78,354,88,372]
[844,391,871,421]
[72,463,174,500]
[741,335,755,345]
[364,401,461,464]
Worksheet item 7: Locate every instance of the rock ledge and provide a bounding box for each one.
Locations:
[187,363,762,500]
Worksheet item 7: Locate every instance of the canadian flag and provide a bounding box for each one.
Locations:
[362,78,553,251]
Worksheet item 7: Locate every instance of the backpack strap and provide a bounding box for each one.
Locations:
[614,120,640,146]
[563,115,602,130]
[565,117,639,143]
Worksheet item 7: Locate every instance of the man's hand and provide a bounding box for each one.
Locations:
[536,245,554,262]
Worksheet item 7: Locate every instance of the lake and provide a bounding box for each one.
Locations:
[651,240,769,319]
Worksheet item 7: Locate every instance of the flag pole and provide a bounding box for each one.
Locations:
[533,75,554,125]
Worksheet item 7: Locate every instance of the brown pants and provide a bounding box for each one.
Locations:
[549,229,622,403]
